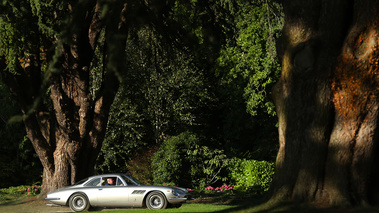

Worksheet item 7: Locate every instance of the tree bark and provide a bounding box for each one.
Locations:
[271,0,379,206]
[1,1,128,198]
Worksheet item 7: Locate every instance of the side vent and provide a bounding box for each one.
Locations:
[132,190,146,194]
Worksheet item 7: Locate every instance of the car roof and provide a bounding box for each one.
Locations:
[88,173,126,178]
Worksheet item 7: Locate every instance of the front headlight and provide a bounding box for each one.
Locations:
[172,190,179,196]
[172,189,185,196]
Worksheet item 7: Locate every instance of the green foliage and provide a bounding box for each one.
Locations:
[0,184,41,203]
[96,93,147,174]
[0,0,64,73]
[98,25,219,173]
[187,145,231,189]
[152,131,230,188]
[215,0,283,116]
[0,184,41,196]
[227,158,275,193]
[152,131,198,187]
[1,0,282,191]
[125,27,215,140]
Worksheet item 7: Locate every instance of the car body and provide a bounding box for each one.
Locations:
[45,174,189,212]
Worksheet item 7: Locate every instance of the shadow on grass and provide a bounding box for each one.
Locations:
[203,192,379,213]
[215,199,379,213]
[0,194,29,206]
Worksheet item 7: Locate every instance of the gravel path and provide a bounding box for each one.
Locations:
[0,197,70,213]
[0,197,140,213]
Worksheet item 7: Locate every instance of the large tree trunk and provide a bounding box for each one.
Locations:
[271,0,379,206]
[1,1,129,198]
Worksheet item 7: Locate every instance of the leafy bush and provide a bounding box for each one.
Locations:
[0,184,42,196]
[0,186,26,195]
[227,158,274,193]
[152,131,230,188]
[187,145,230,189]
[152,131,198,187]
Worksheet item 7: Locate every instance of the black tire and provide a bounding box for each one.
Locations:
[145,192,168,209]
[171,204,182,208]
[68,193,90,212]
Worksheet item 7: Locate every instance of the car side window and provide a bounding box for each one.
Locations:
[116,177,125,186]
[121,175,137,186]
[85,178,101,186]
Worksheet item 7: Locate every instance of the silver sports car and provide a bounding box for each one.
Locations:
[45,174,189,212]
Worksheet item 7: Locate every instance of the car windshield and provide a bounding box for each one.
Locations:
[121,175,140,186]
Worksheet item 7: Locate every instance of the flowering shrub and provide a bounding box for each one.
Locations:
[25,185,42,196]
[205,184,234,193]
[0,184,42,196]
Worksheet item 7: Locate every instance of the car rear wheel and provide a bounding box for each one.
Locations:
[69,193,90,212]
[145,192,167,209]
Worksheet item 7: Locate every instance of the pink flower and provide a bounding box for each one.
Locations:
[204,186,214,190]
[27,192,30,195]
[187,188,193,191]
[27,188,30,192]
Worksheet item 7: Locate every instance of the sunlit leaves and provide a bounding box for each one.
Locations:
[215,0,283,116]
[0,0,59,75]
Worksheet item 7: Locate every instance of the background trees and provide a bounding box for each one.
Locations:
[0,0,283,197]
[97,0,283,181]
[89,1,283,195]
[0,0,128,196]
[3,0,379,209]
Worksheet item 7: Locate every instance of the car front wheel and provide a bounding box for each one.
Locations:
[69,193,90,212]
[146,192,168,209]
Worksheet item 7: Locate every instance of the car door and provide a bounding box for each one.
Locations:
[96,177,132,207]
[82,177,102,205]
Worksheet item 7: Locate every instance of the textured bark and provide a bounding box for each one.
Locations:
[1,1,128,198]
[271,0,379,206]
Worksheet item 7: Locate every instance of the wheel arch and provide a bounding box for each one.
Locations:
[66,191,89,206]
[143,190,167,208]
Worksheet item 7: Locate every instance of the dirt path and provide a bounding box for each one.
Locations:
[0,197,71,213]
[0,197,136,213]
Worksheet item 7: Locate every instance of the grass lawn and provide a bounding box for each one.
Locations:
[3,188,379,213]
[94,203,236,213]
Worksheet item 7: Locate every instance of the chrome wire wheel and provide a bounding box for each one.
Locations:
[146,192,167,209]
[69,193,90,212]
